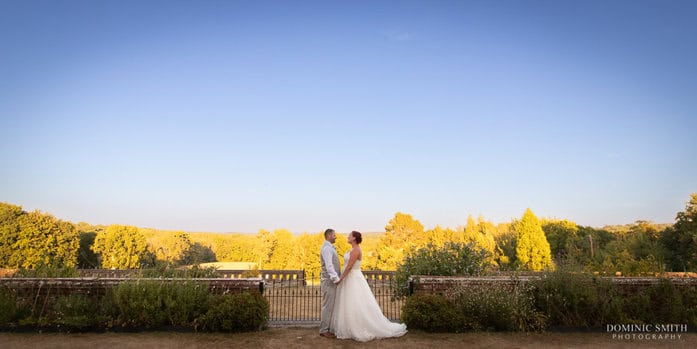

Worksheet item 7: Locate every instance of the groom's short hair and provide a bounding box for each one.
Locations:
[324,228,335,238]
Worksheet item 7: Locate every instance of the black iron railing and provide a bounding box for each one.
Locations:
[255,270,404,326]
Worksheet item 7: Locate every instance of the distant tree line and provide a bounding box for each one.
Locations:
[1,192,696,275]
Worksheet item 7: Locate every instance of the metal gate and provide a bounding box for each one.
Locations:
[240,270,404,326]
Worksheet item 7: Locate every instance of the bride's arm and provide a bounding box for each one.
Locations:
[338,248,361,283]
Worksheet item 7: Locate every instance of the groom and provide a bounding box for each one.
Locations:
[319,228,341,338]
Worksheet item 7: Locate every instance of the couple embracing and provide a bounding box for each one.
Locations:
[319,228,407,342]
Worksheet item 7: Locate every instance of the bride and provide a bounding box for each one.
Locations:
[331,231,407,342]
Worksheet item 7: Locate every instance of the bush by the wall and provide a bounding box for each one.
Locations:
[112,280,169,328]
[0,280,268,332]
[198,292,269,332]
[624,279,697,327]
[404,272,697,332]
[453,282,545,332]
[112,280,210,328]
[0,286,20,326]
[51,294,108,330]
[680,284,697,327]
[401,294,464,332]
[530,271,624,328]
[161,281,210,326]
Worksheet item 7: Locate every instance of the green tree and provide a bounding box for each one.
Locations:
[586,221,665,276]
[77,232,99,268]
[515,209,554,271]
[395,241,491,297]
[661,193,697,271]
[92,225,148,269]
[187,242,217,264]
[627,221,664,264]
[542,219,579,261]
[562,226,615,272]
[75,222,103,269]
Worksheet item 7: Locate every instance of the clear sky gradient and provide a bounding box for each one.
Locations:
[1,0,696,233]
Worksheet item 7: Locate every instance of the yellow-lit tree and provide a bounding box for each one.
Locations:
[292,232,321,276]
[333,231,352,270]
[11,210,79,269]
[425,225,463,247]
[463,215,497,256]
[152,231,193,266]
[92,225,148,269]
[0,202,23,267]
[375,212,425,270]
[254,229,274,269]
[515,209,554,271]
[268,229,294,269]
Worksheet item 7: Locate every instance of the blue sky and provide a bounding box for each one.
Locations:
[1,0,696,234]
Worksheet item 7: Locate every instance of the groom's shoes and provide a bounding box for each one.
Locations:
[319,332,336,338]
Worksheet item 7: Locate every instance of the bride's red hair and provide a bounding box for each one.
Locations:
[350,231,362,244]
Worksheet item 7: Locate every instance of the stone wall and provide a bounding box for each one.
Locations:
[410,275,697,297]
[0,277,264,301]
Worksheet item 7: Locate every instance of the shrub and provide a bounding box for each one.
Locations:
[679,285,697,327]
[52,294,107,330]
[453,282,546,332]
[198,292,269,332]
[401,294,464,332]
[395,242,491,297]
[111,280,211,328]
[161,281,209,326]
[0,286,19,325]
[1,280,270,332]
[624,278,695,325]
[530,271,623,328]
[402,272,697,332]
[112,280,166,328]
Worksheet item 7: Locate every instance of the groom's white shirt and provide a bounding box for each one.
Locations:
[320,241,340,283]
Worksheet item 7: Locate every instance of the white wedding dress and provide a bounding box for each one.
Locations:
[331,250,407,342]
